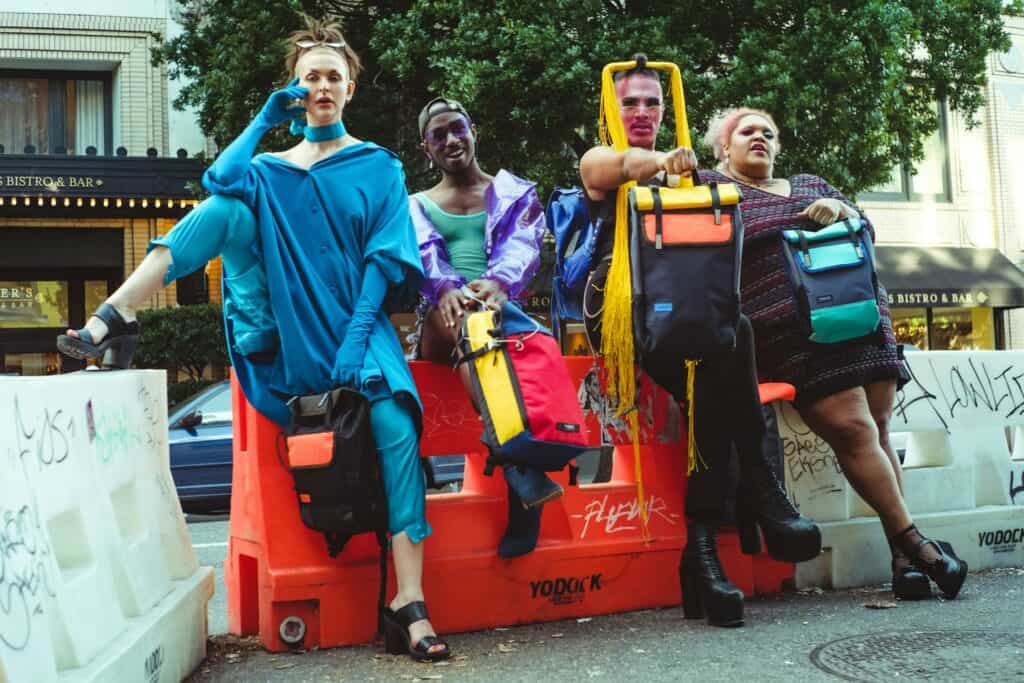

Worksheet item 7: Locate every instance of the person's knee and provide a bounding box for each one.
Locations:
[873,410,893,451]
[204,194,257,243]
[824,412,879,454]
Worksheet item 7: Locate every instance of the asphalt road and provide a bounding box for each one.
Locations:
[186,513,231,636]
[184,515,1024,682]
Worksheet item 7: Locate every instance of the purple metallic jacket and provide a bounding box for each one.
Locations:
[410,169,546,304]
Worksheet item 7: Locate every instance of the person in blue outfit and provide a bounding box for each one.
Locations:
[57,16,450,662]
[408,98,556,558]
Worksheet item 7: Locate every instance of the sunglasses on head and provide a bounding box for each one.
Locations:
[295,39,346,49]
[425,117,471,147]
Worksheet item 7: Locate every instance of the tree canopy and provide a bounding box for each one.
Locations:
[157,0,1020,196]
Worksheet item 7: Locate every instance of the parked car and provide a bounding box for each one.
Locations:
[168,380,233,512]
[167,380,466,511]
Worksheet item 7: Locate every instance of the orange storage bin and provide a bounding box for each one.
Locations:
[225,358,795,651]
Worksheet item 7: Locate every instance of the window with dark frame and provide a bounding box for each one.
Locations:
[0,70,113,156]
[862,101,952,203]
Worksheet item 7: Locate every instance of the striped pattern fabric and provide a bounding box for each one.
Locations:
[702,171,902,407]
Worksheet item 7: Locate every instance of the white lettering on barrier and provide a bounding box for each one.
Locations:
[572,494,680,539]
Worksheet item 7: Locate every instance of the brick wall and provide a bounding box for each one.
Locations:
[0,11,170,155]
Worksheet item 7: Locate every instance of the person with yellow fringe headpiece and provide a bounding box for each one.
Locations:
[578,54,821,628]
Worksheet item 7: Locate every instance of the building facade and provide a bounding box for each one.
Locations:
[863,14,1024,352]
[0,2,209,375]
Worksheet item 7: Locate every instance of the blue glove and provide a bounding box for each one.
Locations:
[332,262,389,388]
[204,78,308,189]
[255,77,308,129]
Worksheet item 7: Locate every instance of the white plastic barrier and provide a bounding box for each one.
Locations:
[0,370,213,683]
[776,350,1024,589]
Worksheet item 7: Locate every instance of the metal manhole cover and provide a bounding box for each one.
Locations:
[810,630,1024,681]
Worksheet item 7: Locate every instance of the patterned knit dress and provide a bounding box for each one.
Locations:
[702,171,903,407]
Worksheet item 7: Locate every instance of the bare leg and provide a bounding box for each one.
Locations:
[798,386,943,564]
[865,379,903,495]
[798,387,910,536]
[65,246,172,343]
[390,532,445,654]
[419,308,476,401]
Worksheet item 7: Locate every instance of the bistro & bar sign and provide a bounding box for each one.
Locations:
[2,175,103,190]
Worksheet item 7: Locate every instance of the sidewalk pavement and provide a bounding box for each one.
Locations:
[187,567,1024,683]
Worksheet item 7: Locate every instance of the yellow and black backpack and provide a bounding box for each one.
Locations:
[458,308,589,476]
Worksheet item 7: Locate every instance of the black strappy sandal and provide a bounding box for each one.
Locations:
[380,601,452,662]
[56,302,140,369]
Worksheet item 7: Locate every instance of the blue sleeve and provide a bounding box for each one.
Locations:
[365,157,424,310]
[348,261,388,345]
[331,261,388,386]
[201,120,268,206]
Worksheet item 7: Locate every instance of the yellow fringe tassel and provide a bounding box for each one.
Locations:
[685,360,707,475]
[627,412,649,540]
[600,182,637,412]
[598,67,651,539]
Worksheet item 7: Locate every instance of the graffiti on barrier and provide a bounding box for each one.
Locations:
[12,395,74,471]
[572,493,680,539]
[894,356,1024,432]
[0,503,55,652]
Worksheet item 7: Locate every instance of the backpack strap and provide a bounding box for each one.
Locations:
[708,181,722,225]
[798,231,811,268]
[841,217,864,258]
[651,186,664,250]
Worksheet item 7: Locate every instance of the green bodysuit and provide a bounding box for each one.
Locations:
[413,192,488,281]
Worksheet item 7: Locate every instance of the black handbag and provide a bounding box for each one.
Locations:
[280,388,389,622]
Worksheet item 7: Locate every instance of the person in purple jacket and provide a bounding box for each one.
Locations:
[409,97,556,558]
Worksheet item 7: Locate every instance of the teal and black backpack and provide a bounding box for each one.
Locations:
[780,218,882,344]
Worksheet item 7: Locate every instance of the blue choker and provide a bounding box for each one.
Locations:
[290,119,347,141]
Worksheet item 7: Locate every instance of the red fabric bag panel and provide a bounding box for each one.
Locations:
[506,333,589,446]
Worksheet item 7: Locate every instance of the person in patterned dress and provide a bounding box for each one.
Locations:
[702,108,967,602]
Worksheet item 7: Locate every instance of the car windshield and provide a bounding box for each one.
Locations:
[169,382,230,422]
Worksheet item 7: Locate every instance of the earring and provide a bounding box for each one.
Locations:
[428,159,435,170]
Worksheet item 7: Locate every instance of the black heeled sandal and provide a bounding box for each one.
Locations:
[891,524,968,600]
[891,550,932,601]
[56,303,139,369]
[679,523,744,628]
[380,601,452,662]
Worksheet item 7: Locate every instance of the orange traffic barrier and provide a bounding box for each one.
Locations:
[225,358,796,651]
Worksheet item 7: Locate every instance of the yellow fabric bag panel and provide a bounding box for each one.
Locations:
[464,310,525,444]
[632,184,742,211]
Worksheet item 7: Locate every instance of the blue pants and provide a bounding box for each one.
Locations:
[152,195,430,542]
[151,194,277,357]
[371,397,432,542]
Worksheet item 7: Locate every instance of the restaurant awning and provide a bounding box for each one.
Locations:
[875,246,1024,308]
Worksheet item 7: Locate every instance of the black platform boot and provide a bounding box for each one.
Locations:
[735,457,822,563]
[890,524,967,599]
[679,523,744,627]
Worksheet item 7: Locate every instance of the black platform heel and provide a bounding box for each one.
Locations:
[380,601,451,662]
[735,467,821,563]
[679,523,744,628]
[891,525,968,600]
[56,302,139,369]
